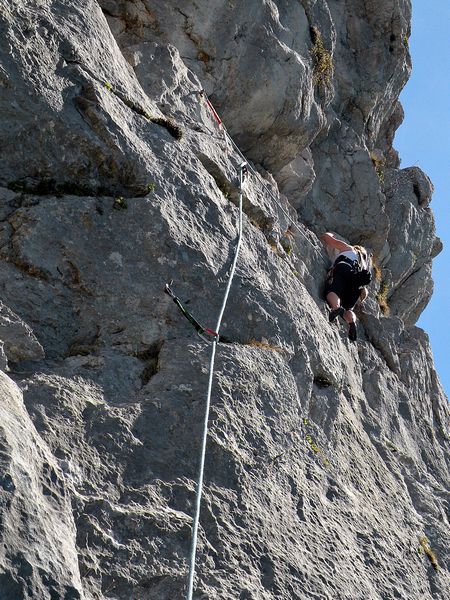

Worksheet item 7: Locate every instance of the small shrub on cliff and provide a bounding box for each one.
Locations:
[314,375,333,388]
[372,258,383,282]
[418,536,440,572]
[113,196,127,210]
[280,226,295,256]
[376,281,390,316]
[372,257,390,314]
[246,339,284,353]
[151,116,183,140]
[280,239,293,256]
[7,180,25,192]
[305,434,320,454]
[303,419,330,466]
[268,240,280,255]
[370,151,385,184]
[108,88,183,140]
[136,103,152,120]
[310,26,334,88]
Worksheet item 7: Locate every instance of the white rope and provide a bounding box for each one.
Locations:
[185,93,328,598]
[185,163,247,600]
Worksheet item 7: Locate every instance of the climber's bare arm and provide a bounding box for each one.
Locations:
[359,287,368,303]
[320,232,353,253]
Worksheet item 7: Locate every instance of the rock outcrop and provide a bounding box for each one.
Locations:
[0,1,448,599]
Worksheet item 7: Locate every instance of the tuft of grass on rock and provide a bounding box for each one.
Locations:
[151,116,183,140]
[113,196,127,210]
[111,90,183,140]
[418,536,440,572]
[314,375,333,388]
[7,178,102,197]
[305,434,320,454]
[268,240,280,255]
[303,419,330,466]
[370,151,385,184]
[246,339,284,353]
[310,26,334,88]
[372,257,383,282]
[135,104,152,120]
[280,239,293,256]
[7,180,26,192]
[197,50,211,63]
[376,281,390,316]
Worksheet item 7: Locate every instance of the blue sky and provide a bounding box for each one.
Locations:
[394,0,450,397]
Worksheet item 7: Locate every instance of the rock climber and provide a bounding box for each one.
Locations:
[320,232,372,341]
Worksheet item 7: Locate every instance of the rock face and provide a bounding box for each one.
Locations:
[0,1,448,599]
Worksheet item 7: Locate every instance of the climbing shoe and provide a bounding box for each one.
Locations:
[348,322,357,342]
[329,307,345,323]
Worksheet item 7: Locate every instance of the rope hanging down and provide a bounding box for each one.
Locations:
[185,162,248,600]
[199,90,328,267]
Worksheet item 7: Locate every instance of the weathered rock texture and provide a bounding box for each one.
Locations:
[0,1,448,599]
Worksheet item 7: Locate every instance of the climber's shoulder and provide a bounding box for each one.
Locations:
[320,232,353,253]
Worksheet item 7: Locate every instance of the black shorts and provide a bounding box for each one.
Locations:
[324,263,361,310]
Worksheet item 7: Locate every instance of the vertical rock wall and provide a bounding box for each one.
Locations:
[0,1,448,599]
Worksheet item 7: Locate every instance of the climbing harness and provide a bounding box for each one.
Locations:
[164,281,219,343]
[334,252,373,288]
[185,162,247,600]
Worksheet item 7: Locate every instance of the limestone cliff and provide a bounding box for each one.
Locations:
[0,1,448,599]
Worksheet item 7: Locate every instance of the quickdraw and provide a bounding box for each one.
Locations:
[199,89,223,129]
[165,281,222,343]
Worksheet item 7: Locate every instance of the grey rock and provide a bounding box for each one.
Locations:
[402,166,435,208]
[390,262,435,327]
[358,304,404,374]
[0,1,448,600]
[299,125,390,254]
[382,167,441,323]
[0,301,44,363]
[375,100,405,168]
[327,0,411,141]
[0,0,176,197]
[0,340,8,371]
[100,0,329,172]
[0,371,83,599]
[274,149,316,207]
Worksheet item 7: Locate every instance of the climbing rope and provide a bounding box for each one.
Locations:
[184,91,328,597]
[199,89,328,267]
[185,162,247,600]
